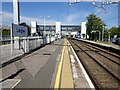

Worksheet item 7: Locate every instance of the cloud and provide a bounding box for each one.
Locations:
[2,11,85,26]
[21,16,56,25]
[62,13,81,25]
[63,10,90,25]
[1,11,56,26]
[1,12,13,26]
[68,14,80,23]
[96,5,118,28]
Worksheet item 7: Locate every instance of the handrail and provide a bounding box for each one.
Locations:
[0,36,44,45]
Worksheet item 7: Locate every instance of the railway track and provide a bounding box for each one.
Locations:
[69,39,120,89]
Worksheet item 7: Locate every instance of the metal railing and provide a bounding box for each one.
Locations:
[0,36,47,64]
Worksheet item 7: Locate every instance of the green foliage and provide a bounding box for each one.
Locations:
[20,22,31,36]
[108,27,120,38]
[86,14,105,40]
[2,29,10,36]
[103,29,109,39]
[1,22,31,37]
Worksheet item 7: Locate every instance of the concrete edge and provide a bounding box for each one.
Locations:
[67,39,95,89]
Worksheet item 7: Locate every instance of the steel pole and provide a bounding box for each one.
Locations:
[108,32,111,42]
[102,25,104,41]
[43,17,45,37]
[1,28,2,41]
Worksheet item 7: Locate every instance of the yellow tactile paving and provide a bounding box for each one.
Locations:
[54,38,74,89]
[54,39,65,90]
[60,39,74,88]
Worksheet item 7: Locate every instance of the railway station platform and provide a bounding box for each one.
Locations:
[0,38,93,89]
[78,39,120,49]
[75,38,120,55]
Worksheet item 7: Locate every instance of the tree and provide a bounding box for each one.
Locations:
[86,14,105,40]
[108,27,120,38]
[20,22,27,26]
[2,29,10,36]
[20,22,31,36]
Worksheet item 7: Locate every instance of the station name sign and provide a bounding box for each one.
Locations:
[12,24,28,37]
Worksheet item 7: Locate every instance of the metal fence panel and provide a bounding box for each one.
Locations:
[0,36,45,64]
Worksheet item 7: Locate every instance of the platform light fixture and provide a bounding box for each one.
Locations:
[40,16,50,37]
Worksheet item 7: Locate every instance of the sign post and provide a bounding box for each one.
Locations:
[11,23,28,53]
[11,24,13,55]
[13,0,20,49]
[12,24,28,37]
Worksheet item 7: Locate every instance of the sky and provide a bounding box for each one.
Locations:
[1,1,119,29]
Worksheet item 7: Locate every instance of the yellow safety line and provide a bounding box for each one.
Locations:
[60,39,74,88]
[2,44,10,47]
[54,39,65,90]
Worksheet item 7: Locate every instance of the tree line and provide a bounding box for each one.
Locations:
[86,14,120,41]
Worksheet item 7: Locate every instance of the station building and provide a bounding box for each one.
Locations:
[36,24,81,37]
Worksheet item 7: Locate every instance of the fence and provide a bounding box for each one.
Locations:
[0,36,55,64]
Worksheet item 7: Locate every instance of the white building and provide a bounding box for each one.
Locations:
[31,21,37,35]
[81,22,86,39]
[55,22,61,39]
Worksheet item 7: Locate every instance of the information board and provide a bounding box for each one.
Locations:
[12,24,28,37]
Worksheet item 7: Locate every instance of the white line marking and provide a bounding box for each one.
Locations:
[70,55,74,59]
[68,47,71,51]
[68,40,95,89]
[71,58,75,63]
[72,63,78,78]
[11,79,21,90]
[56,54,61,61]
[70,54,78,79]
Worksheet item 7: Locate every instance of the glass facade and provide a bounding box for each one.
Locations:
[38,25,81,32]
[38,25,81,36]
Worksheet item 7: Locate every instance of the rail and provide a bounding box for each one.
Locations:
[75,38,120,55]
[69,39,120,89]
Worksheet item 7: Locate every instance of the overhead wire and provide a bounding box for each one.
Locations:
[68,0,119,26]
[90,1,118,27]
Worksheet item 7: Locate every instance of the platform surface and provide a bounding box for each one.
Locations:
[1,39,91,89]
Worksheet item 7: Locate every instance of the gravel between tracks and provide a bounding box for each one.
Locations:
[69,39,120,89]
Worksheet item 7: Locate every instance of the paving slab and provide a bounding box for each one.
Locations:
[12,39,64,88]
[60,39,74,88]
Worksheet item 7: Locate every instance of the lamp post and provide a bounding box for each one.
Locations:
[108,32,111,42]
[91,30,101,41]
[0,13,3,41]
[91,31,96,41]
[40,16,50,37]
[102,20,106,41]
[102,24,105,41]
[0,27,2,41]
[97,30,101,41]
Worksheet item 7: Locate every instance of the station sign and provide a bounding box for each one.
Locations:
[12,24,28,37]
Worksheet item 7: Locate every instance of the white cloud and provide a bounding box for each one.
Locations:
[68,14,80,23]
[2,12,13,26]
[62,10,90,25]
[2,11,85,26]
[21,16,56,25]
[1,11,56,26]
